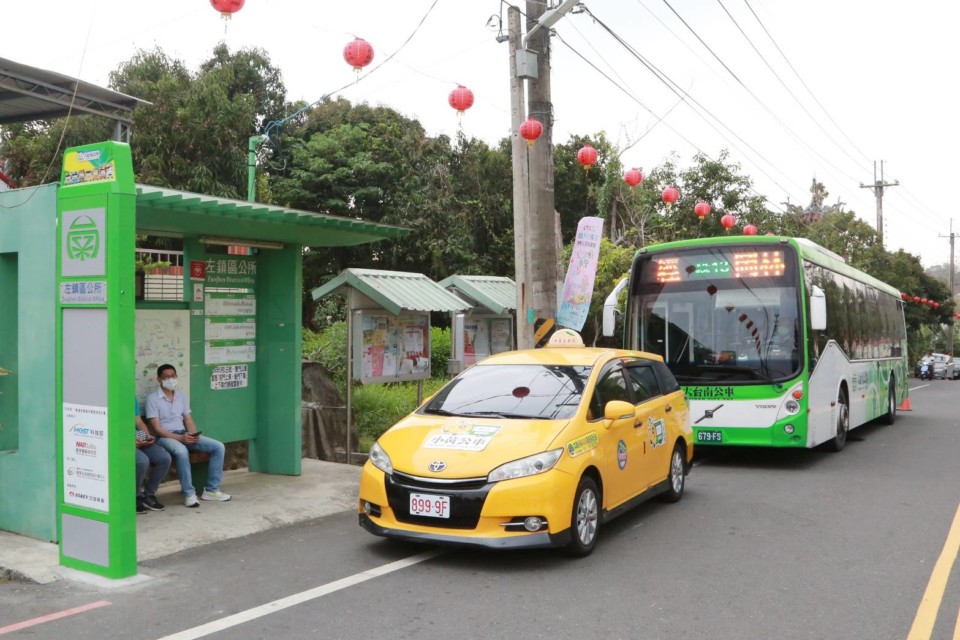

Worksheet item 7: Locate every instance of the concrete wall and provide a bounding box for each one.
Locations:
[0,184,59,541]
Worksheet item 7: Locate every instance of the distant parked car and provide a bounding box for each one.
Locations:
[932,353,955,380]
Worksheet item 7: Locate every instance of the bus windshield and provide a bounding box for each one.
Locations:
[634,245,801,384]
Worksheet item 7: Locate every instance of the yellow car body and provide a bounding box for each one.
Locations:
[358,332,693,556]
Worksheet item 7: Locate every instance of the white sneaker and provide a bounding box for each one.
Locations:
[184,494,200,508]
[201,490,231,502]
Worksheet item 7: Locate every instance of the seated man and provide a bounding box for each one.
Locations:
[135,396,171,514]
[146,364,231,508]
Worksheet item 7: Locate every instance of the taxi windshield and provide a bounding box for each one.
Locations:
[421,364,592,420]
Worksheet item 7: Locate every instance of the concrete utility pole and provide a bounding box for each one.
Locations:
[942,220,956,356]
[859,160,899,247]
[508,1,577,348]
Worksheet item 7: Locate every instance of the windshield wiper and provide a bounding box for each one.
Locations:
[422,408,460,416]
[460,410,538,420]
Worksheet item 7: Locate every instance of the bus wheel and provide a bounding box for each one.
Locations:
[880,382,896,426]
[826,388,849,452]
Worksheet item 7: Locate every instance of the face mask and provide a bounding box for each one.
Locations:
[161,378,178,390]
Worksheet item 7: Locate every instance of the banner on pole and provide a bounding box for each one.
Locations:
[556,216,604,332]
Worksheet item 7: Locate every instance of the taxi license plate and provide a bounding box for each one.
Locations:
[409,493,450,518]
[697,429,723,443]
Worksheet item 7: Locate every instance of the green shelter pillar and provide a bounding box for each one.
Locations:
[56,141,137,579]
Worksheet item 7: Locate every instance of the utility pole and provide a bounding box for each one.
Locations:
[859,160,898,247]
[508,0,577,348]
[942,220,956,356]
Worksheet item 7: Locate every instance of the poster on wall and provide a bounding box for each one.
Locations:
[354,312,430,383]
[62,403,109,512]
[135,309,190,404]
[205,292,256,366]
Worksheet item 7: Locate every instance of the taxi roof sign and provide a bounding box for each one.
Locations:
[547,328,584,348]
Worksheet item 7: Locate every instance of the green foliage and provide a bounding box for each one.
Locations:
[302,322,348,388]
[353,378,448,451]
[430,326,452,379]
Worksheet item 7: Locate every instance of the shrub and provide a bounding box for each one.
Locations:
[354,378,448,451]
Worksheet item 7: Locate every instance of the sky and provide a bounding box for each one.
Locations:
[3,0,959,268]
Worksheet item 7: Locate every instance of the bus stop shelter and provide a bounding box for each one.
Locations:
[0,140,407,579]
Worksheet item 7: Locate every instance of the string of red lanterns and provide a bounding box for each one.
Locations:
[900,292,944,311]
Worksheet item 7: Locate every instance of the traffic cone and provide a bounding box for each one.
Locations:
[898,396,912,411]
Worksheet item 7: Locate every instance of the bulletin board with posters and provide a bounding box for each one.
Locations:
[353,311,431,383]
[456,314,514,368]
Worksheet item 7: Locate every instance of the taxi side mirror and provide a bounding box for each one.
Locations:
[603,400,635,428]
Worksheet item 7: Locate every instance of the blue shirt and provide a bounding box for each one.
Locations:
[145,388,192,433]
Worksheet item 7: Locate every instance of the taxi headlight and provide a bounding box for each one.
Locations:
[369,441,393,475]
[488,449,563,483]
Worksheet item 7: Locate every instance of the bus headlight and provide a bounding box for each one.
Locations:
[784,424,795,434]
[785,400,800,414]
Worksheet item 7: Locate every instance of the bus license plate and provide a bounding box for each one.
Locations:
[409,493,450,518]
[697,430,723,443]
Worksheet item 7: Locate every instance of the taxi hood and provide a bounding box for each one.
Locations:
[376,413,570,479]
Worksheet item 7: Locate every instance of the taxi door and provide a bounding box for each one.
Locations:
[625,362,672,488]
[590,361,648,508]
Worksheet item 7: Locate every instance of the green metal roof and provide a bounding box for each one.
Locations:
[437,275,516,315]
[135,184,408,247]
[311,268,470,315]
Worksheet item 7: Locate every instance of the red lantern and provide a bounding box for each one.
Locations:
[448,85,474,114]
[913,296,921,303]
[577,145,598,171]
[519,118,543,146]
[211,0,244,18]
[900,292,908,300]
[343,38,375,72]
[624,168,643,188]
[694,201,711,219]
[662,187,680,205]
[721,214,736,231]
[743,224,758,236]
[934,302,940,309]
[921,298,929,304]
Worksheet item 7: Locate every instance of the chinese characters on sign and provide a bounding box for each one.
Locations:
[210,364,249,390]
[63,403,109,512]
[60,281,107,304]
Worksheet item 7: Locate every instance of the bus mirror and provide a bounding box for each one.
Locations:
[810,285,827,330]
[602,277,629,337]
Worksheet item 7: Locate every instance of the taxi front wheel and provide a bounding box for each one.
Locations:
[564,476,600,557]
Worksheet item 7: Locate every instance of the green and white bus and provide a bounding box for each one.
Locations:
[603,236,909,450]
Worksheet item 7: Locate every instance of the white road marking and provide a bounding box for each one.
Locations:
[154,549,444,640]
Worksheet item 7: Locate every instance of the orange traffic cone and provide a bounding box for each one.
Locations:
[898,396,912,411]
